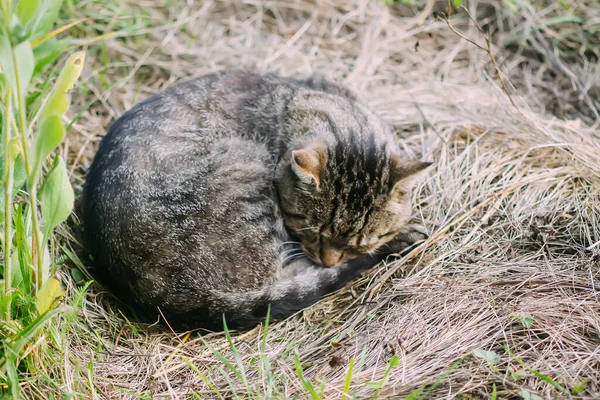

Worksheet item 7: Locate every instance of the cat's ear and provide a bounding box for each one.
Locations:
[291,143,326,188]
[390,157,432,195]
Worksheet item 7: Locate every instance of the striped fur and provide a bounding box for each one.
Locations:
[82,72,430,331]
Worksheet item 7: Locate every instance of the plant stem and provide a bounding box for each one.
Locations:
[3,89,13,321]
[0,0,9,31]
[11,43,43,292]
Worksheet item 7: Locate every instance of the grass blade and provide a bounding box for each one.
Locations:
[31,18,92,48]
[294,352,320,400]
[342,357,355,400]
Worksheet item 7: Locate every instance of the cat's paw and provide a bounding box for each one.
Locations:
[382,224,429,255]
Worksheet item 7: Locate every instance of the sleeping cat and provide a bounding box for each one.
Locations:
[82,72,431,331]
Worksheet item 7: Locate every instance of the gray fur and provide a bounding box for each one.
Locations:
[82,72,430,330]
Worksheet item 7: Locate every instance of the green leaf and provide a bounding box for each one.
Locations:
[29,114,65,184]
[17,0,41,26]
[13,204,33,289]
[404,386,426,400]
[542,15,583,27]
[0,37,34,100]
[519,389,544,400]
[39,51,85,121]
[0,32,12,81]
[33,38,69,76]
[451,0,464,7]
[509,367,528,380]
[70,268,84,285]
[512,313,534,329]
[522,316,534,329]
[13,41,34,100]
[35,276,64,314]
[294,352,320,400]
[472,349,500,365]
[29,115,65,184]
[39,156,74,239]
[10,250,24,292]
[12,153,27,192]
[0,71,6,94]
[3,306,61,395]
[0,142,27,192]
[0,144,27,225]
[367,355,400,399]
[4,343,20,399]
[571,378,589,395]
[342,357,354,400]
[30,0,64,41]
[505,344,569,394]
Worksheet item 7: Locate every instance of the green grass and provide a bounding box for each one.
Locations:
[0,0,83,397]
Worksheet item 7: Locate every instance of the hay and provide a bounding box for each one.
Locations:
[53,0,600,398]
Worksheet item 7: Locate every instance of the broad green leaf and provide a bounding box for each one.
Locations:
[519,389,544,400]
[41,242,52,283]
[12,153,27,193]
[30,0,64,41]
[13,41,34,101]
[521,315,534,329]
[33,38,69,76]
[0,38,34,99]
[35,277,64,314]
[0,141,26,192]
[29,114,65,183]
[452,0,464,7]
[4,343,20,398]
[472,349,500,365]
[70,268,85,285]
[10,249,24,291]
[40,51,85,120]
[511,313,534,329]
[39,156,74,238]
[17,0,41,26]
[509,367,528,380]
[0,32,16,89]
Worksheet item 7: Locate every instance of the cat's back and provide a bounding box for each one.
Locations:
[82,72,290,296]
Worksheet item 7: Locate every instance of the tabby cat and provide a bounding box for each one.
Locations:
[82,72,431,330]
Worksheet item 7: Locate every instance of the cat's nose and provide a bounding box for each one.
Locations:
[320,248,343,267]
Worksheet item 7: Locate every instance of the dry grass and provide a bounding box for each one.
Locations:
[41,0,600,398]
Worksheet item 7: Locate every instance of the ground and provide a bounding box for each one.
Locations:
[28,0,600,398]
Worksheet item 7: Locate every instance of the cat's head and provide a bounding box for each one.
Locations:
[276,138,431,267]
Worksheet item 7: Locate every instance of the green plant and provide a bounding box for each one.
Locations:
[0,0,84,396]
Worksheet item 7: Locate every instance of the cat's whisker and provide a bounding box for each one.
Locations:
[278,241,302,248]
[280,248,304,258]
[297,226,317,232]
[281,252,306,265]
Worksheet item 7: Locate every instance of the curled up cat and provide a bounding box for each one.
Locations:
[82,72,431,331]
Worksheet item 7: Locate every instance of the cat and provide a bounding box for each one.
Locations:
[82,71,431,331]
